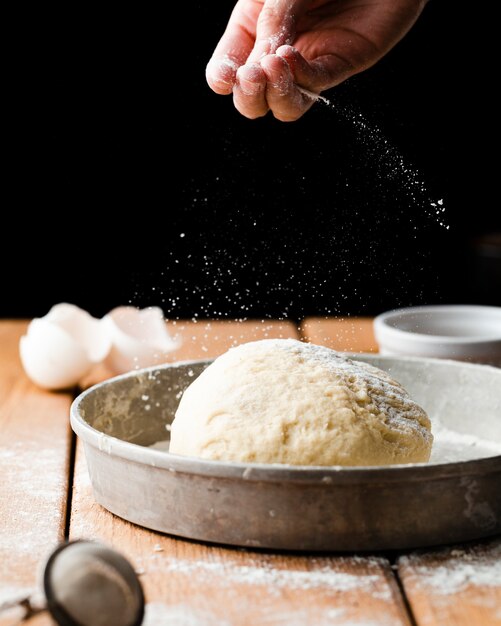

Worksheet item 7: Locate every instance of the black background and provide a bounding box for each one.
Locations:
[4,1,500,321]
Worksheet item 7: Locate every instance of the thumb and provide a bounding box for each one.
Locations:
[247,0,310,63]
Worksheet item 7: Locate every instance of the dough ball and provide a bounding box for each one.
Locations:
[169,339,433,466]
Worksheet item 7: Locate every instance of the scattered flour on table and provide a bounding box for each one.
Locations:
[143,602,386,626]
[143,603,230,626]
[399,542,501,594]
[0,442,66,557]
[138,554,390,598]
[0,585,35,607]
[256,610,386,626]
[0,586,44,623]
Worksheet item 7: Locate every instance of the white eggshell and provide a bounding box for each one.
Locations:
[19,304,111,390]
[104,306,180,374]
[20,320,91,389]
[44,303,111,362]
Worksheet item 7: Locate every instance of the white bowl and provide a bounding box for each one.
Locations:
[374,305,501,365]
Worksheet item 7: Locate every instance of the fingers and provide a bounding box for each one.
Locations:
[260,45,355,121]
[207,0,334,121]
[276,45,353,93]
[247,0,310,63]
[233,63,268,119]
[260,54,314,122]
[206,55,241,95]
[206,0,314,118]
[206,2,256,95]
[276,45,328,92]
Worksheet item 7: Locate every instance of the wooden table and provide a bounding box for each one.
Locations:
[1,318,500,626]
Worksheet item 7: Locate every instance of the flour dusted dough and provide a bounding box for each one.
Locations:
[170,339,433,466]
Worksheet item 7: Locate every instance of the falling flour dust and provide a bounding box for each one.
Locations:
[298,86,448,229]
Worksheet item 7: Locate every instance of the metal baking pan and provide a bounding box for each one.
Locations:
[71,355,501,551]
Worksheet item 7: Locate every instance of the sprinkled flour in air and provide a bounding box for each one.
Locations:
[298,88,448,229]
[399,541,501,594]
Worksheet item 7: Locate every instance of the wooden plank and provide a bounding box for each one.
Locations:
[70,321,411,626]
[300,317,378,353]
[398,540,501,626]
[0,321,72,626]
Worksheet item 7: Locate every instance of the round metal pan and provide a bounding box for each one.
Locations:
[70,355,501,551]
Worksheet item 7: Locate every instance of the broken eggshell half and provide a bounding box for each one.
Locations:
[103,306,180,374]
[20,304,111,390]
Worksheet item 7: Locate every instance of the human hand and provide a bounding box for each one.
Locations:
[206,0,426,121]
